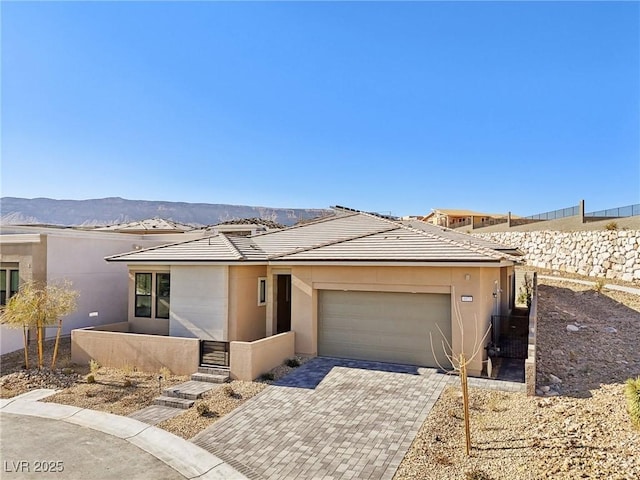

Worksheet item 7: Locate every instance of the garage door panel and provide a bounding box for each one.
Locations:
[318,290,451,368]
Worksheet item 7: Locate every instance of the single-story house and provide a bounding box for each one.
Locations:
[420,208,513,229]
[105,207,521,376]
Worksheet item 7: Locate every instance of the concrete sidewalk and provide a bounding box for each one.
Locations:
[0,390,247,479]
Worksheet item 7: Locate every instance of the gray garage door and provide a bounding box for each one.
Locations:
[318,290,452,368]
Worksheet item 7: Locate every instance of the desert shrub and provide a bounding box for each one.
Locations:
[159,366,172,379]
[517,273,533,308]
[89,359,101,374]
[122,364,135,375]
[86,374,96,384]
[605,221,618,231]
[123,378,133,388]
[465,470,493,480]
[624,377,640,430]
[222,384,242,399]
[196,403,215,417]
[433,453,453,466]
[284,357,300,368]
[487,393,507,412]
[259,372,275,382]
[594,278,606,293]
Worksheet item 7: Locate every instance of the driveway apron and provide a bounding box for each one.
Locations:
[192,358,449,480]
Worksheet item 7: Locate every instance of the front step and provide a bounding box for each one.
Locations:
[153,396,194,409]
[191,372,228,384]
[163,380,217,400]
[197,366,230,376]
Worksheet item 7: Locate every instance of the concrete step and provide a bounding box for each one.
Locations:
[197,366,230,376]
[153,396,194,409]
[163,380,217,400]
[191,372,229,384]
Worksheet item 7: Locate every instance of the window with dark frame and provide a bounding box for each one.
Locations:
[0,269,19,306]
[156,273,171,319]
[258,277,267,306]
[135,273,152,317]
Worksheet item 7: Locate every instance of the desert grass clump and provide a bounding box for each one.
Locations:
[86,374,96,384]
[487,392,507,413]
[197,403,218,417]
[159,366,172,379]
[594,278,606,293]
[284,357,301,368]
[89,359,101,374]
[605,221,618,231]
[624,376,640,430]
[222,384,242,399]
[259,372,275,382]
[465,470,493,480]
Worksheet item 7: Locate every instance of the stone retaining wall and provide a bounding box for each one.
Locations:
[475,230,640,282]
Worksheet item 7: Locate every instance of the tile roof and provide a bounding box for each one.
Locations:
[106,208,519,264]
[399,220,521,254]
[106,234,246,262]
[269,227,503,261]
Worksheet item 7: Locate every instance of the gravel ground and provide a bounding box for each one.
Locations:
[395,274,640,480]
[158,355,310,439]
[0,340,308,438]
[40,367,190,416]
[157,381,268,439]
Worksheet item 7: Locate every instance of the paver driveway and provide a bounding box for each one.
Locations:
[192,358,449,480]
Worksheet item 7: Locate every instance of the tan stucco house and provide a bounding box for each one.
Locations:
[421,208,512,230]
[105,207,520,376]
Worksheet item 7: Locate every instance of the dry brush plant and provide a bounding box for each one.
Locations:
[625,377,640,430]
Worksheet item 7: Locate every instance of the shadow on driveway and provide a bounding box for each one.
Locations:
[274,356,440,389]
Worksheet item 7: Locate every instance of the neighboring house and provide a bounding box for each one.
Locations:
[106,207,520,376]
[421,209,512,229]
[0,225,205,354]
[197,218,285,237]
[94,218,195,234]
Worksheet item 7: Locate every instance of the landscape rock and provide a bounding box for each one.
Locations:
[548,374,562,384]
[474,230,640,283]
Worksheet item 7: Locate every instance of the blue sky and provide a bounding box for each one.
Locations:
[1,1,638,217]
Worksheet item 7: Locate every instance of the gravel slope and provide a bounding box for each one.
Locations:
[395,276,640,480]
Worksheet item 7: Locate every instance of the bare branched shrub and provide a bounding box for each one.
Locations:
[430,289,491,456]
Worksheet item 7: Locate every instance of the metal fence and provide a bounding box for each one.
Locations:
[585,204,640,218]
[200,340,230,367]
[525,205,579,221]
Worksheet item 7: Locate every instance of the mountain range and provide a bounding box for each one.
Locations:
[0,197,331,227]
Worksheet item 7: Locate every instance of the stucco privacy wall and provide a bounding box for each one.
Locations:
[170,265,228,340]
[71,323,199,375]
[474,230,640,282]
[268,265,510,376]
[230,331,295,381]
